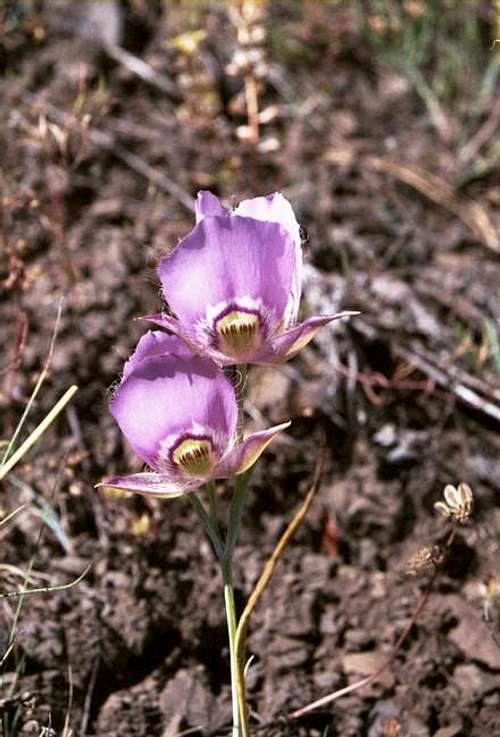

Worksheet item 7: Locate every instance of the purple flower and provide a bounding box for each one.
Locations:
[145,191,356,365]
[99,331,289,497]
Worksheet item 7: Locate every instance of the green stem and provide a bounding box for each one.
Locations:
[187,493,224,561]
[188,359,252,735]
[188,490,245,734]
[207,480,220,537]
[224,468,252,560]
[236,364,248,444]
[222,556,241,737]
[222,470,253,736]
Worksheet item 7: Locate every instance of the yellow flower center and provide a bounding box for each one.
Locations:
[172,438,213,476]
[215,310,260,356]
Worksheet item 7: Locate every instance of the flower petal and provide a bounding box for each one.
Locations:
[158,215,296,330]
[141,313,238,365]
[269,312,359,361]
[215,421,291,477]
[195,191,228,223]
[139,314,205,354]
[110,332,237,469]
[443,484,460,509]
[234,193,301,248]
[121,330,193,381]
[235,193,302,322]
[96,472,198,498]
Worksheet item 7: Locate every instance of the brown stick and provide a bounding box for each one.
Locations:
[364,156,499,253]
[234,444,325,733]
[393,343,500,424]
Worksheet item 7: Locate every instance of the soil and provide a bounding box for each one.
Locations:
[1,2,499,736]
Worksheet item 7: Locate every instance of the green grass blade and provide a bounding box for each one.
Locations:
[0,385,78,482]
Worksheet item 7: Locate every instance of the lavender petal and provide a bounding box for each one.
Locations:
[235,193,302,322]
[110,334,237,468]
[158,215,296,330]
[195,191,228,222]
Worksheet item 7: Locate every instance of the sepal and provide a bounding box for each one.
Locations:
[271,311,359,360]
[96,472,198,498]
[216,421,291,477]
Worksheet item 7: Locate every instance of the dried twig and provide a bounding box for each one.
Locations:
[414,279,489,328]
[244,72,260,145]
[324,148,499,253]
[104,42,181,100]
[22,94,195,213]
[331,357,443,407]
[73,4,180,101]
[364,156,499,254]
[352,318,500,423]
[80,655,100,737]
[234,444,325,734]
[393,343,500,424]
[459,94,500,165]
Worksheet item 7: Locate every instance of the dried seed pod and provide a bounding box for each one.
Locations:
[407,545,443,576]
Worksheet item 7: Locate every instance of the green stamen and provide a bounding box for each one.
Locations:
[173,438,213,476]
[216,310,259,356]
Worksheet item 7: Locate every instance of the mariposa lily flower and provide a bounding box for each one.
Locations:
[99,331,290,497]
[145,191,357,366]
